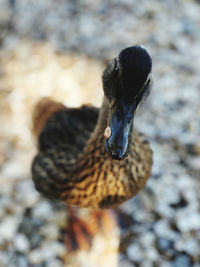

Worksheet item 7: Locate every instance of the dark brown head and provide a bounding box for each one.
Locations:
[102,45,153,160]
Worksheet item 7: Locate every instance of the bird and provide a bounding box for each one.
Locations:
[31,46,153,265]
[31,45,153,210]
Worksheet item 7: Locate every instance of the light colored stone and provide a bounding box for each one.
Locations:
[40,223,60,240]
[32,201,53,219]
[154,219,179,240]
[175,238,199,255]
[176,210,200,232]
[28,248,43,264]
[127,243,144,262]
[14,233,30,252]
[145,247,159,261]
[0,216,18,241]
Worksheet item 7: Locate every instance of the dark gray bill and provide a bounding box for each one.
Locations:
[105,99,136,160]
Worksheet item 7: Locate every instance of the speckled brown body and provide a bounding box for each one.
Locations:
[64,132,152,209]
[32,97,153,209]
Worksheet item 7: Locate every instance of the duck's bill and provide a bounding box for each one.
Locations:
[105,99,136,160]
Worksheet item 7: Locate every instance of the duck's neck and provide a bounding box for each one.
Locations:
[92,96,110,136]
[59,97,152,209]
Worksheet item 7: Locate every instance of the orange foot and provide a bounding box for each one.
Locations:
[65,207,117,252]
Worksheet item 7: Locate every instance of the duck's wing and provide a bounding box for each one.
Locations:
[31,98,99,199]
[33,98,99,155]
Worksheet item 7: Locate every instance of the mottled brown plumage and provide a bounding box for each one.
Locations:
[31,45,153,209]
[32,97,152,208]
[32,98,66,137]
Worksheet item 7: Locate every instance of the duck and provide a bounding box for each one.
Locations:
[31,45,153,211]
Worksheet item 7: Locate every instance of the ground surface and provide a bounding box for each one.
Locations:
[0,0,200,266]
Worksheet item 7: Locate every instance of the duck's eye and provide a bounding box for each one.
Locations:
[114,59,119,73]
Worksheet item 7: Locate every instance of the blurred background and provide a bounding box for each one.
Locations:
[0,0,200,266]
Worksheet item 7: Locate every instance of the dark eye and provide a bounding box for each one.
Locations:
[114,59,119,73]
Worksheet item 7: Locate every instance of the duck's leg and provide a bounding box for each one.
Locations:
[65,207,119,253]
[65,207,96,252]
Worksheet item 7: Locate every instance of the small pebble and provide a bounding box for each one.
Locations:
[32,201,53,219]
[172,254,192,267]
[29,232,43,249]
[140,232,155,247]
[40,223,59,240]
[175,238,199,255]
[14,233,30,252]
[28,248,43,264]
[127,243,144,262]
[176,211,200,232]
[0,216,18,241]
[7,251,28,267]
[157,237,176,257]
[157,237,173,251]
[145,247,159,262]
[154,219,178,240]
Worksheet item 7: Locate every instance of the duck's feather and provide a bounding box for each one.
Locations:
[32,98,152,208]
[38,104,99,155]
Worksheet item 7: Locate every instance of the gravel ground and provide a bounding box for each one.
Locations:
[0,0,200,266]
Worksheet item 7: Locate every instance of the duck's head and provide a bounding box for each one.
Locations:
[102,45,152,160]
